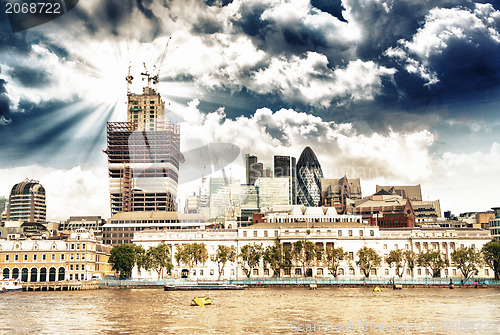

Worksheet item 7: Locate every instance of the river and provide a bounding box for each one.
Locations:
[1,287,499,334]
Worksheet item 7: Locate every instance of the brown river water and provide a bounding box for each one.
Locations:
[1,287,499,334]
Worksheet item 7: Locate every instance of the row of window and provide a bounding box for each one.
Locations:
[3,253,90,262]
[242,229,376,238]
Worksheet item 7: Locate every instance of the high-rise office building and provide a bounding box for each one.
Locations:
[296,147,323,207]
[6,179,46,223]
[273,155,296,204]
[245,154,263,185]
[105,86,181,214]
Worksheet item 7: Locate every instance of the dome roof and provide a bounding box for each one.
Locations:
[297,146,322,169]
[10,179,45,196]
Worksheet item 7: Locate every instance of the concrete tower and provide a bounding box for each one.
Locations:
[105,86,181,214]
[6,179,46,223]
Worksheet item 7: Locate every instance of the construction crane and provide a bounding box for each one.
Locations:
[151,36,172,91]
[125,39,134,95]
[140,62,153,88]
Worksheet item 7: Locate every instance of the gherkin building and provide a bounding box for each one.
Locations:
[296,147,323,207]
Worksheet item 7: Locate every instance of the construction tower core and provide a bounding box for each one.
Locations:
[105,87,181,214]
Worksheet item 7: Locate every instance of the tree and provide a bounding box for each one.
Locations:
[262,243,292,277]
[482,240,500,280]
[292,240,317,277]
[324,247,348,278]
[108,244,143,279]
[404,250,417,277]
[451,246,482,281]
[417,250,449,278]
[239,243,263,278]
[211,245,237,279]
[175,243,208,278]
[386,249,405,277]
[145,244,174,279]
[356,246,382,278]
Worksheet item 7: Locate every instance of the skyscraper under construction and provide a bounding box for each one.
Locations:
[105,86,181,214]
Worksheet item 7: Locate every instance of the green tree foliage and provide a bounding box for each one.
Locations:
[404,250,417,277]
[174,243,208,278]
[451,246,482,281]
[211,245,237,279]
[386,249,405,277]
[239,243,263,278]
[417,250,449,278]
[356,246,382,278]
[141,244,173,279]
[262,243,292,277]
[324,247,348,278]
[292,240,317,277]
[108,244,143,279]
[482,240,500,280]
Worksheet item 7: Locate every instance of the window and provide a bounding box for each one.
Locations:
[253,269,259,276]
[274,231,279,237]
[76,265,79,271]
[51,254,55,261]
[210,269,214,276]
[200,269,203,276]
[5,255,9,262]
[370,230,374,237]
[359,230,363,237]
[253,231,258,237]
[231,269,235,276]
[394,244,398,250]
[385,269,389,276]
[348,230,353,237]
[81,274,85,280]
[69,274,73,280]
[317,268,323,276]
[15,255,19,261]
[33,254,37,261]
[76,244,80,250]
[70,265,74,270]
[82,265,85,271]
[406,269,411,275]
[453,269,457,276]
[42,254,46,261]
[444,269,448,276]
[23,254,28,261]
[485,269,489,276]
[264,231,268,237]
[348,252,354,261]
[371,269,377,276]
[243,231,247,237]
[284,269,291,276]
[71,244,74,250]
[349,268,355,275]
[294,268,302,276]
[61,254,65,261]
[264,269,269,276]
[338,230,342,237]
[417,269,422,275]
[383,244,387,249]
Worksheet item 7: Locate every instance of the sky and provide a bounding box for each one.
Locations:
[0,0,499,221]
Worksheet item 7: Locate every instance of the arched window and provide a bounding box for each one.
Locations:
[58,267,65,281]
[49,267,57,282]
[33,244,38,251]
[12,268,19,279]
[21,268,29,282]
[30,268,38,282]
[3,268,10,279]
[40,268,47,282]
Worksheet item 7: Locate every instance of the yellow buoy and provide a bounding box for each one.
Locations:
[191,297,211,306]
[373,287,381,292]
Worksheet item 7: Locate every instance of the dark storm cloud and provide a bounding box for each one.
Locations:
[66,0,165,40]
[310,0,347,22]
[192,16,223,34]
[10,66,52,88]
[0,77,12,123]
[205,0,233,7]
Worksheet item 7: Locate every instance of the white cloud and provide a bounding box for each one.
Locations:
[249,54,396,107]
[385,4,500,85]
[0,166,109,221]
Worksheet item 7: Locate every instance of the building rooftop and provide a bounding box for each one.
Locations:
[108,211,207,221]
[242,221,367,229]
